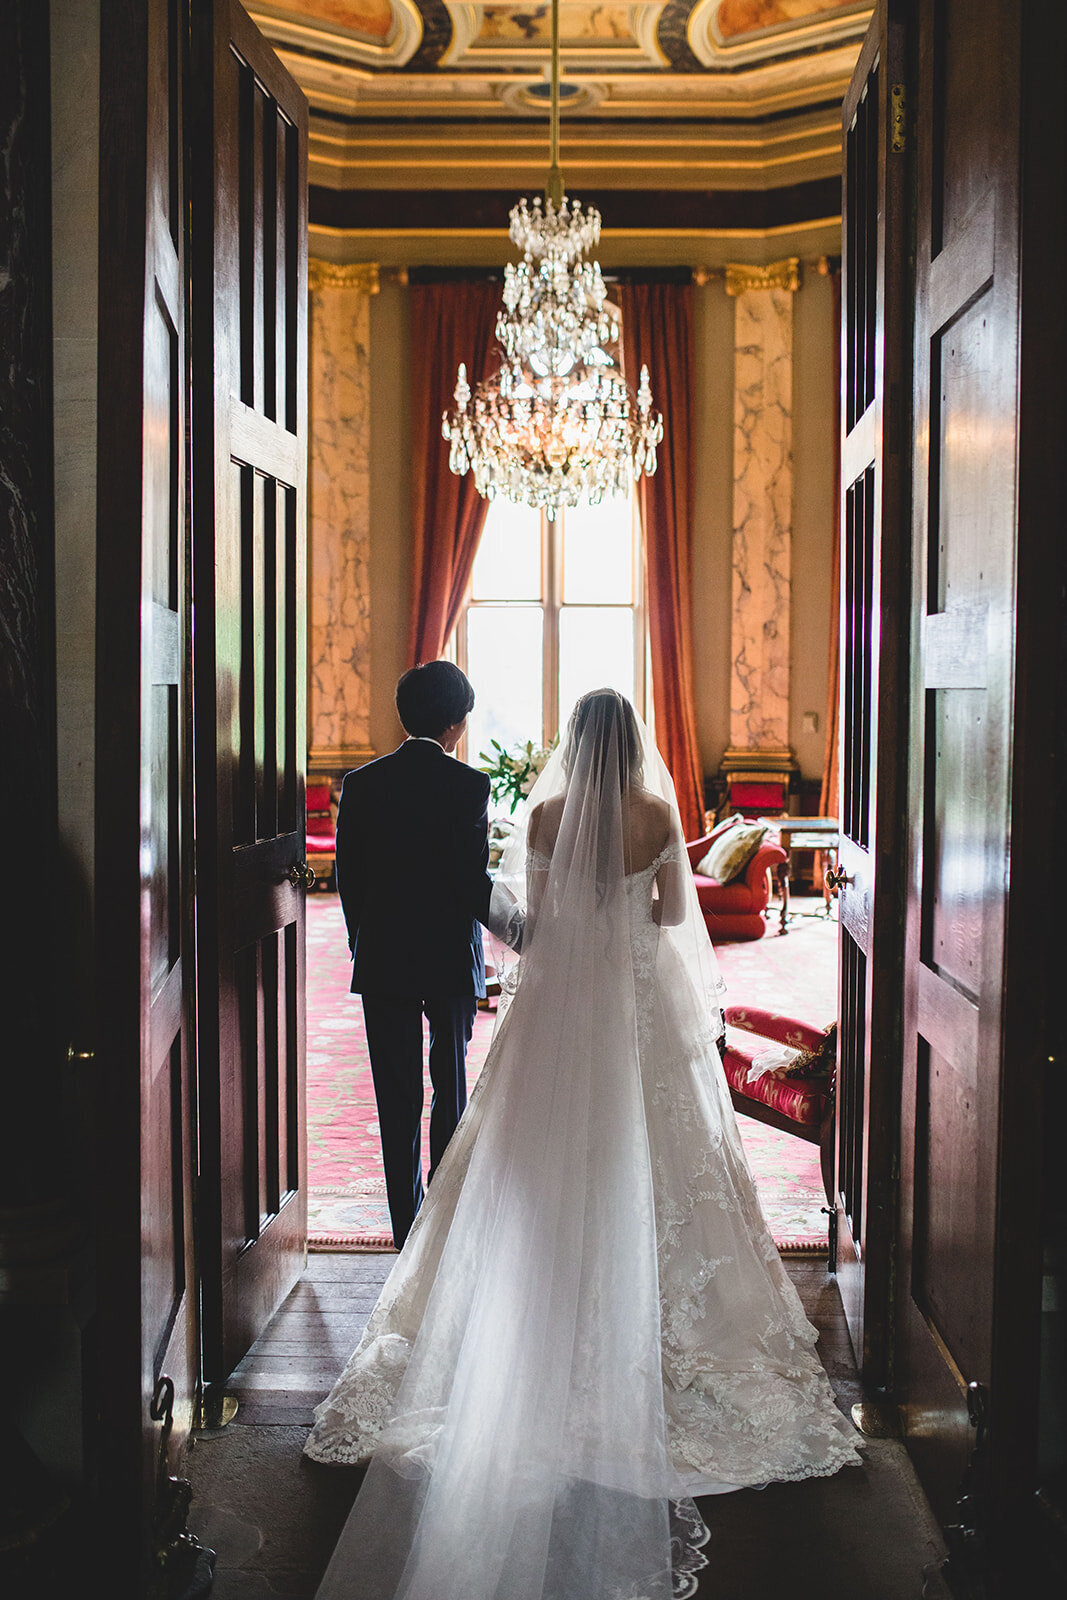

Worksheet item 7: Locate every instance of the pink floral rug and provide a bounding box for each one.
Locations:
[306,895,838,1252]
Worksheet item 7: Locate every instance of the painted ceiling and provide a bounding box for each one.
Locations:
[249,0,870,250]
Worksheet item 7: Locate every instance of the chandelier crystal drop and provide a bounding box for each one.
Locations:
[441,0,662,519]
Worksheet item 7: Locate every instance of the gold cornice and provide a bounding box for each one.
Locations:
[308,119,841,154]
[309,217,840,244]
[302,79,853,121]
[308,260,380,294]
[724,257,801,295]
[308,146,841,174]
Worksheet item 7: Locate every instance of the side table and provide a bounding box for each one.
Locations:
[771,817,840,933]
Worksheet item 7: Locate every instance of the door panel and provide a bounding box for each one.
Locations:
[834,0,910,1388]
[192,0,309,1385]
[95,0,196,1572]
[898,0,1018,1529]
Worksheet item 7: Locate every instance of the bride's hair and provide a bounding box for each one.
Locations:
[562,688,643,794]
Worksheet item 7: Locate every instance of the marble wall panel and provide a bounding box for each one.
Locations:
[729,281,794,752]
[308,262,378,766]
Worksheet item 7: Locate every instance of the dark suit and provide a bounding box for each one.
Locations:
[335,738,493,1247]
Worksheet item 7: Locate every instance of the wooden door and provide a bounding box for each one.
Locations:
[898,0,1021,1543]
[833,0,910,1392]
[191,1,309,1387]
[94,0,198,1578]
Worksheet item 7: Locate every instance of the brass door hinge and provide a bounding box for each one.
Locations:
[891,84,906,152]
[194,1389,239,1431]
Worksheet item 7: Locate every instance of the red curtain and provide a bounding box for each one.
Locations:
[618,282,705,840]
[408,280,502,666]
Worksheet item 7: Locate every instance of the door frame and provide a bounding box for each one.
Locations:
[189,0,310,1391]
[93,0,199,1574]
[834,0,912,1396]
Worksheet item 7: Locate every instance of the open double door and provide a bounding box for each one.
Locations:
[94,1,309,1581]
[838,0,1062,1582]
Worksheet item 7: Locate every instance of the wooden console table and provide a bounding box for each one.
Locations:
[772,817,840,933]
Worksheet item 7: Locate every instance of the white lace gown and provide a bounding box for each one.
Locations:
[304,845,861,1496]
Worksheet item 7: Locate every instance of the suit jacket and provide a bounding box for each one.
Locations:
[335,739,493,998]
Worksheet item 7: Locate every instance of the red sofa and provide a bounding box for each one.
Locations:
[719,1005,837,1264]
[686,816,787,941]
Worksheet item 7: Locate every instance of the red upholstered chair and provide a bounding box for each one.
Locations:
[728,780,787,816]
[686,817,787,942]
[720,1005,837,1265]
[305,782,337,889]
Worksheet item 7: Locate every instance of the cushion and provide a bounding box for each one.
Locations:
[729,782,785,810]
[782,1022,837,1080]
[695,821,768,884]
[725,1007,828,1056]
[721,1038,829,1127]
[307,784,335,839]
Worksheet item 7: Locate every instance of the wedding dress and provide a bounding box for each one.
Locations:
[305,692,860,1600]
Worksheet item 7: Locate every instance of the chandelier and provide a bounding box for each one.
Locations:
[442,0,662,519]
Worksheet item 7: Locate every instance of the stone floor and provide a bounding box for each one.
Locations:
[185,1251,953,1600]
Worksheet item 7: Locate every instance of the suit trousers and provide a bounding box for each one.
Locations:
[360,993,477,1249]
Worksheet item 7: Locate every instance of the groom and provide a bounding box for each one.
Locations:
[335,661,494,1249]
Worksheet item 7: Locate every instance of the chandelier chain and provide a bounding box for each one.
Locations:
[441,0,662,519]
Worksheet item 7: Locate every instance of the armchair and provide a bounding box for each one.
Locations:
[305,781,337,889]
[720,1005,837,1265]
[686,817,787,942]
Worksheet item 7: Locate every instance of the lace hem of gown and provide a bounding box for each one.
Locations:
[305,831,859,1495]
[303,1322,861,1488]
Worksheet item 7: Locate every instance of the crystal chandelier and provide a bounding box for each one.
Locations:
[442,0,662,519]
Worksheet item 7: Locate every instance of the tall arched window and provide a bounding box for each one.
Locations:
[454,493,647,774]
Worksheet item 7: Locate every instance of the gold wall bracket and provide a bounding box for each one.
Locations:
[308,261,380,294]
[724,257,801,296]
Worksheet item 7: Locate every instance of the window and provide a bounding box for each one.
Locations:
[455,494,646,775]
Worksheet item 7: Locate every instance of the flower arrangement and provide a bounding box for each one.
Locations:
[479,737,557,814]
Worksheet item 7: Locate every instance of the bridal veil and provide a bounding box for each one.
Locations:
[313,692,728,1600]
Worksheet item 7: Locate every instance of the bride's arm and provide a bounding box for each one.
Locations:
[525,801,550,930]
[652,847,687,927]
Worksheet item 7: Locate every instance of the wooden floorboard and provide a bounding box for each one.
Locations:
[186,1251,953,1600]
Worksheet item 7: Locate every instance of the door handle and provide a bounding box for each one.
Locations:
[825,865,851,892]
[288,860,316,890]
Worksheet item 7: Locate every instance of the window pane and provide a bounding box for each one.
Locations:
[471,499,541,600]
[562,497,633,604]
[466,606,544,773]
[558,607,635,729]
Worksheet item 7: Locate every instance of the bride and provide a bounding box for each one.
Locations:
[305,689,861,1600]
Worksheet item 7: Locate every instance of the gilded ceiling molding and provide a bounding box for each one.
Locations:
[248,1,424,69]
[634,3,671,68]
[724,256,800,295]
[657,0,704,71]
[687,0,872,69]
[498,79,605,115]
[308,260,381,294]
[441,2,664,70]
[439,2,479,67]
[404,0,456,70]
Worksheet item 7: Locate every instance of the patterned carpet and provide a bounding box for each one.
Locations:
[306,894,839,1252]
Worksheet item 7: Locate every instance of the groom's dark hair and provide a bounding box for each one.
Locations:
[396,661,475,738]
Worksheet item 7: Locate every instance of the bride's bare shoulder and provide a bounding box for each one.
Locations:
[529,793,563,853]
[631,788,672,827]
[625,789,675,861]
